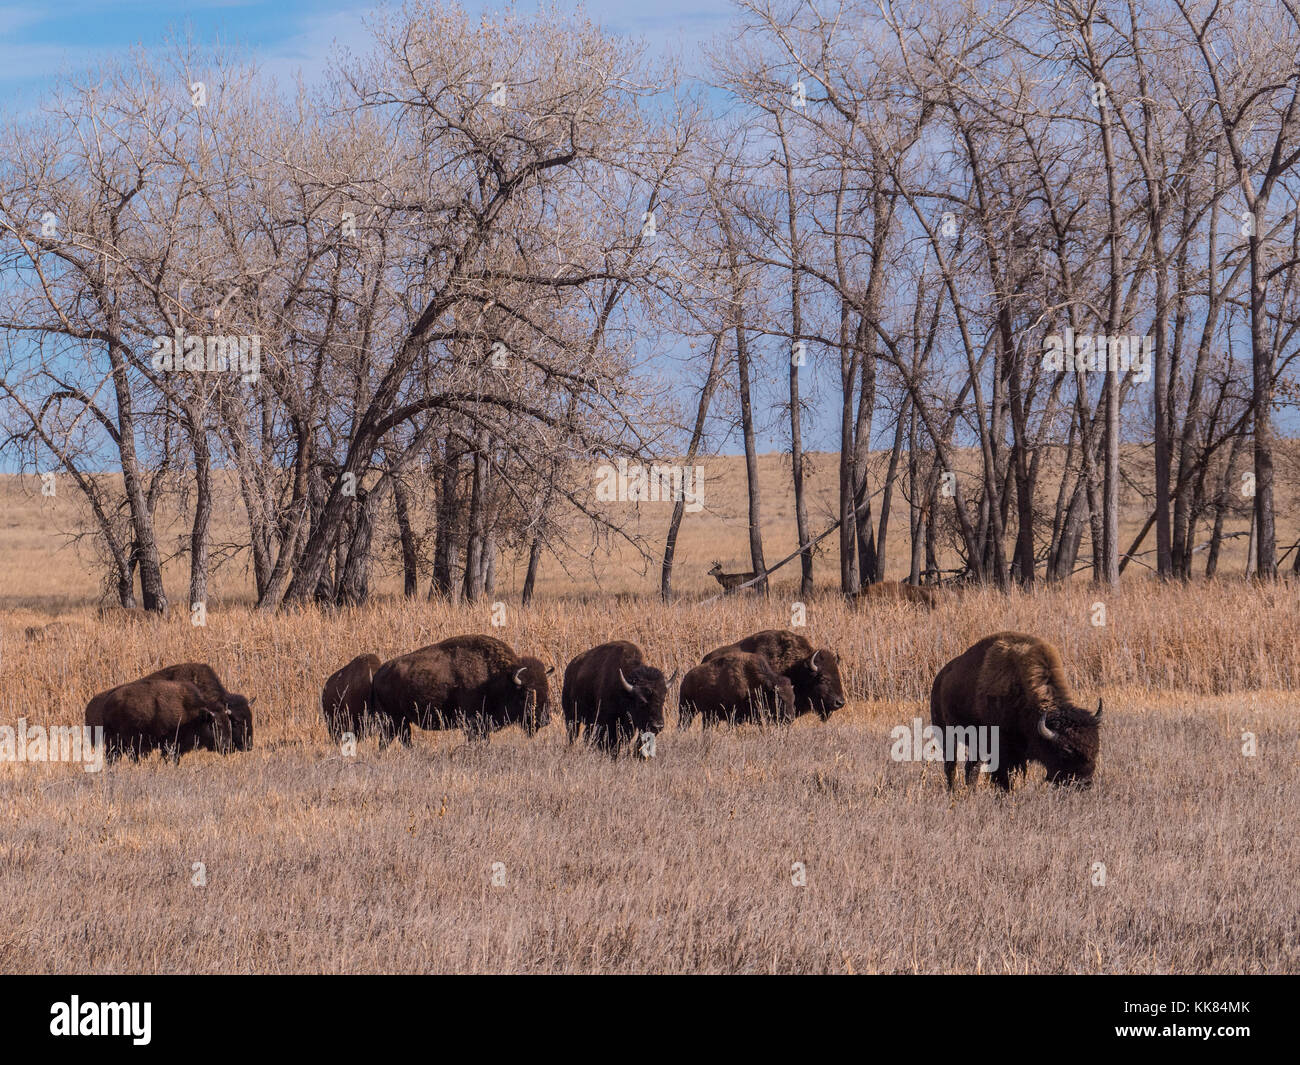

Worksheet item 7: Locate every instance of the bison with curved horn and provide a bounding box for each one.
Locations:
[703,630,845,719]
[370,635,552,747]
[562,641,673,758]
[930,631,1102,791]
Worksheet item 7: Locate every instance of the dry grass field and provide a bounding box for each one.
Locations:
[1,584,1298,973]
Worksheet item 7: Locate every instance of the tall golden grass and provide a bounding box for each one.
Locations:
[1,584,1297,973]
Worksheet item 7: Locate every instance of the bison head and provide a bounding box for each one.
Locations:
[509,657,553,735]
[196,704,235,754]
[225,693,255,750]
[1034,699,1102,786]
[789,648,847,719]
[616,664,671,736]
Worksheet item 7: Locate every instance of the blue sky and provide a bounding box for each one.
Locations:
[0,1,828,456]
[0,0,738,105]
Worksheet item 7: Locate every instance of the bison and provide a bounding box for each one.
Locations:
[144,662,254,750]
[703,629,845,719]
[321,653,383,742]
[930,631,1102,791]
[852,580,938,608]
[85,678,234,762]
[370,634,552,746]
[678,651,796,729]
[562,641,672,757]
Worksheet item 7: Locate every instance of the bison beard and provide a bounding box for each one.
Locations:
[370,635,552,746]
[930,631,1102,791]
[562,641,670,758]
[702,629,845,719]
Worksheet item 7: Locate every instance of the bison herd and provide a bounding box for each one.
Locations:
[81,629,1102,791]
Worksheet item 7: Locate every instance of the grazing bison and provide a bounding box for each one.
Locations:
[703,630,845,719]
[144,663,254,750]
[562,641,672,757]
[321,653,383,742]
[370,634,552,746]
[930,631,1102,791]
[85,678,233,762]
[852,580,938,608]
[678,652,795,729]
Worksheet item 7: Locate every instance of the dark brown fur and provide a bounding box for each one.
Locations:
[370,634,552,746]
[321,653,382,742]
[930,631,1102,791]
[678,652,796,728]
[562,641,670,757]
[145,663,254,750]
[85,678,233,762]
[703,630,845,719]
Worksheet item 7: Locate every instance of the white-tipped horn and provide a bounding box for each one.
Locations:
[809,650,820,674]
[618,668,635,693]
[513,667,527,687]
[667,668,680,687]
[1037,712,1057,741]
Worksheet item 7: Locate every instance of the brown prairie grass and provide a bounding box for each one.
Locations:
[0,583,1297,973]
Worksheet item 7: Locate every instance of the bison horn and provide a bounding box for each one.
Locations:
[618,668,635,693]
[1094,698,1103,719]
[1037,712,1058,742]
[667,668,680,687]
[809,650,820,674]
[513,667,528,687]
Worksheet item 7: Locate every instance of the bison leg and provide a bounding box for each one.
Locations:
[989,765,1013,792]
[963,759,982,788]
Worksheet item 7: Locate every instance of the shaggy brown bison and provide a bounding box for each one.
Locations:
[85,678,234,762]
[852,580,938,608]
[703,630,845,719]
[144,663,254,750]
[370,634,552,745]
[562,641,672,757]
[678,652,795,728]
[930,631,1102,791]
[321,653,382,742]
